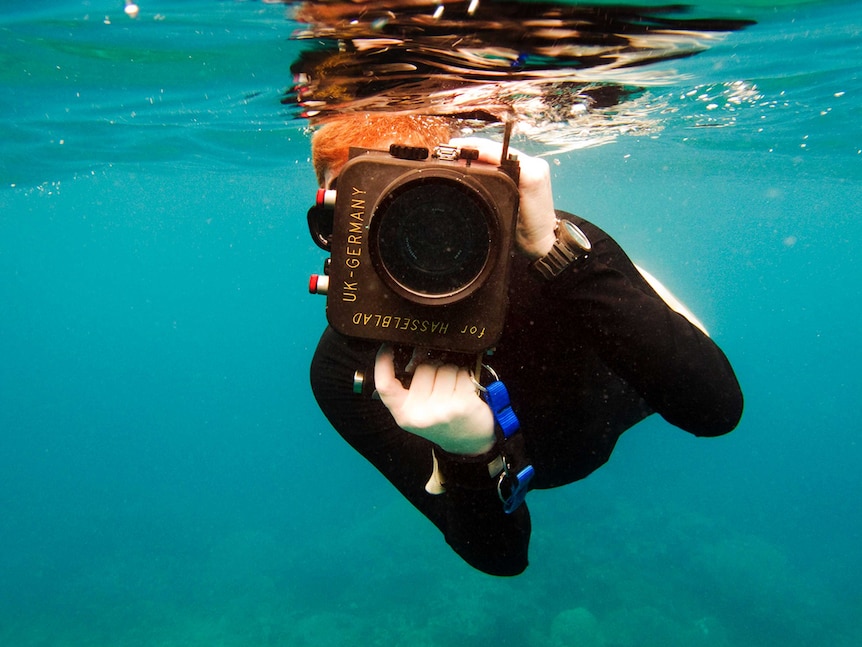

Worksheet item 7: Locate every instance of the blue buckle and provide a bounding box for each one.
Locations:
[483,380,520,439]
[498,464,535,514]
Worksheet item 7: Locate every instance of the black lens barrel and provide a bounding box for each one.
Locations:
[372,177,492,299]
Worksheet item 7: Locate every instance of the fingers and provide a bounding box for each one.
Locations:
[405,360,460,404]
[375,345,464,407]
[375,344,479,411]
[374,345,496,455]
[450,136,557,259]
[455,366,480,397]
[425,362,459,397]
[374,344,407,409]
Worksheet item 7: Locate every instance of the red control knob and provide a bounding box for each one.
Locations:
[309,274,329,295]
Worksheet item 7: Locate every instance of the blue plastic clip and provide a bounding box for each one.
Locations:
[482,380,520,439]
[481,378,534,513]
[501,465,534,514]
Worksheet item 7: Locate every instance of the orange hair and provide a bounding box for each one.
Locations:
[310,113,459,186]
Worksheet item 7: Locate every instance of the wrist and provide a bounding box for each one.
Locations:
[518,221,558,261]
[530,218,593,281]
[438,431,495,457]
[435,445,504,491]
[520,229,557,261]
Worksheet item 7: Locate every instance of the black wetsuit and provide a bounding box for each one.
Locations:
[310,212,743,576]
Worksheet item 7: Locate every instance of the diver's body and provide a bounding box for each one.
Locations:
[311,204,742,575]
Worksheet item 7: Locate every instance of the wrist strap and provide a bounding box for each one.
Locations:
[433,447,503,492]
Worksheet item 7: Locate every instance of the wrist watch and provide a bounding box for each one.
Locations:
[530,218,592,280]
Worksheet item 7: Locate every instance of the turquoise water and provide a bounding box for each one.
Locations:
[2,1,861,646]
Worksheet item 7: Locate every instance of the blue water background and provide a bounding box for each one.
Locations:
[1,1,860,645]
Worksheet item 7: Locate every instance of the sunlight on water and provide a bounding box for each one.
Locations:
[285,0,756,155]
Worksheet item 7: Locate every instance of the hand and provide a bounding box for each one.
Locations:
[374,345,496,456]
[449,137,558,260]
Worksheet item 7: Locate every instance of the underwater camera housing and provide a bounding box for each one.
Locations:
[308,141,520,354]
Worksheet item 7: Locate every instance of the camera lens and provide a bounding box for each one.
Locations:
[373,178,493,299]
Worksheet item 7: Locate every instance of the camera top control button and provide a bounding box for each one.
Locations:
[433,145,480,165]
[389,144,429,161]
[459,147,480,162]
[432,144,459,161]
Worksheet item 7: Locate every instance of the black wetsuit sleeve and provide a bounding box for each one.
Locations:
[310,329,531,576]
[547,212,744,436]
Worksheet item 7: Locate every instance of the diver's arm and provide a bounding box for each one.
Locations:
[547,215,744,436]
[311,329,530,576]
[433,452,532,577]
[452,137,741,435]
[372,344,531,575]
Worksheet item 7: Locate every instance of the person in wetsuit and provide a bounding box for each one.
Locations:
[308,114,744,576]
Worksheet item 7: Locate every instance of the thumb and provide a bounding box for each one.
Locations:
[374,344,408,409]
